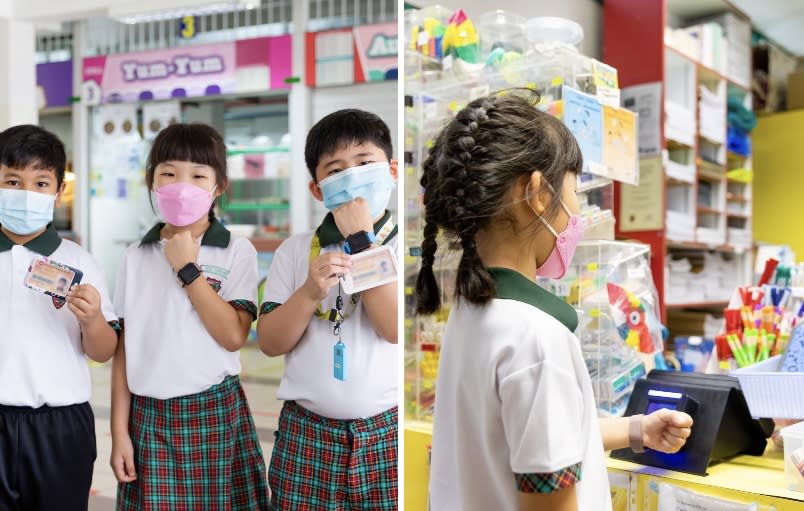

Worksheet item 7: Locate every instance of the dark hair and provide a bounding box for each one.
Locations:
[416,89,583,314]
[145,123,228,220]
[0,125,67,188]
[304,109,393,180]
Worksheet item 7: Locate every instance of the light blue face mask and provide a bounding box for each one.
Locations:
[0,188,56,235]
[319,162,395,218]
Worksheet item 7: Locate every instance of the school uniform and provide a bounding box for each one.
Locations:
[261,211,398,511]
[114,218,269,511]
[428,268,611,511]
[0,224,119,511]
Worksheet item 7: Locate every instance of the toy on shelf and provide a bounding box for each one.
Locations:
[607,282,657,354]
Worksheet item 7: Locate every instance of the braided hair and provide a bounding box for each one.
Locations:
[415,89,583,314]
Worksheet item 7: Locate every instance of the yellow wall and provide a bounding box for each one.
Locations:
[753,110,804,259]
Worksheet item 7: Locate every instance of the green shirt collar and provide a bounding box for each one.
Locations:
[489,267,578,332]
[0,223,62,256]
[316,210,393,247]
[140,217,231,248]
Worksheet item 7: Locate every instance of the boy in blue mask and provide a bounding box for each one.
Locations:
[257,109,398,510]
[0,125,120,511]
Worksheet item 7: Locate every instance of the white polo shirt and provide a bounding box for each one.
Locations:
[0,225,118,408]
[115,219,258,400]
[429,268,610,511]
[262,212,398,420]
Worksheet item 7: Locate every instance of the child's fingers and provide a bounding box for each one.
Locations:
[67,301,86,318]
[124,454,137,478]
[111,457,129,482]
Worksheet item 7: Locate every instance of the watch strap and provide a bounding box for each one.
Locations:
[629,414,645,453]
[344,230,376,254]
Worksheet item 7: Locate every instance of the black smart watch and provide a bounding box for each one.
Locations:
[344,230,377,254]
[177,262,202,287]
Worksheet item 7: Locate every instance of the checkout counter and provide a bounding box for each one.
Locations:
[404,371,804,510]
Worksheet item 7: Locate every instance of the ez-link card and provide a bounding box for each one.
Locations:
[24,256,83,299]
[341,245,397,294]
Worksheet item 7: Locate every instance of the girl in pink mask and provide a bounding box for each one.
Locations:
[110,124,268,510]
[416,90,693,511]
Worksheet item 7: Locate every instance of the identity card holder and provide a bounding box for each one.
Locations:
[341,245,397,294]
[24,255,83,299]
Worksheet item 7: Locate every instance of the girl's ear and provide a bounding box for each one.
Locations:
[215,177,229,197]
[526,171,551,216]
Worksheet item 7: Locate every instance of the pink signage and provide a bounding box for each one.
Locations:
[83,35,292,104]
[353,23,398,82]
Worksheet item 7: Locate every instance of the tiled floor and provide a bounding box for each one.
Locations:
[87,344,283,510]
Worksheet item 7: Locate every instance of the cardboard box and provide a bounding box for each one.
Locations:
[789,69,804,110]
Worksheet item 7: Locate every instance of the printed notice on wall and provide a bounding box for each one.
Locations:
[621,82,662,158]
[658,483,756,511]
[619,157,663,232]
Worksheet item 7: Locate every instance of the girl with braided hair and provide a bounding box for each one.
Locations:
[416,89,692,511]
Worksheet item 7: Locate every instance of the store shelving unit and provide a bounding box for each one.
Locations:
[404,40,640,420]
[604,0,754,327]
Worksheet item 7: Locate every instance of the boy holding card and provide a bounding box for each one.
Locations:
[257,109,398,510]
[0,125,119,511]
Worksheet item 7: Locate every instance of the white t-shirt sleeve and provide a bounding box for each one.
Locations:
[80,251,119,324]
[113,248,129,320]
[262,236,300,306]
[499,360,585,476]
[220,239,259,318]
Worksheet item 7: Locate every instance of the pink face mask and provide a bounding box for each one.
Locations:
[526,183,585,280]
[154,183,216,227]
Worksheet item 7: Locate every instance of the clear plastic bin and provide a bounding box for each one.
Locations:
[780,421,804,492]
[477,10,527,60]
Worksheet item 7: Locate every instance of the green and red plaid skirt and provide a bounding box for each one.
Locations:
[268,401,398,511]
[117,375,269,511]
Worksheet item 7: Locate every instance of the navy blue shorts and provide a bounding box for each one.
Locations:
[0,402,96,511]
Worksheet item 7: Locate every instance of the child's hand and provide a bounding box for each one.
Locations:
[66,284,103,325]
[111,433,137,483]
[642,409,693,453]
[333,198,374,238]
[164,230,200,272]
[303,253,352,302]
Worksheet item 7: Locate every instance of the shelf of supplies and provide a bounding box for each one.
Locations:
[698,133,726,146]
[697,160,726,181]
[220,201,289,212]
[727,212,750,220]
[726,194,750,203]
[666,175,695,186]
[667,240,740,253]
[697,206,723,215]
[665,300,729,310]
[226,147,290,156]
[577,176,613,193]
[664,44,751,93]
[727,150,750,161]
[666,138,694,150]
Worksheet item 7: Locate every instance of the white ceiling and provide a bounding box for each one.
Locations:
[730,0,804,56]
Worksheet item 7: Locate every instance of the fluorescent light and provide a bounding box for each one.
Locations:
[110,0,255,25]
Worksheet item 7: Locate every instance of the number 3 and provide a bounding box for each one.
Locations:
[181,16,195,39]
